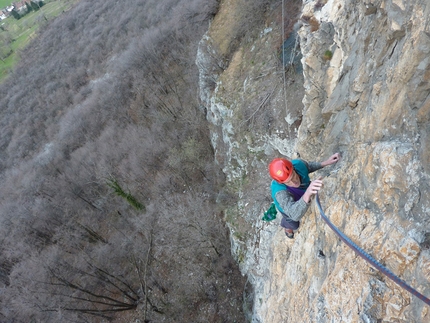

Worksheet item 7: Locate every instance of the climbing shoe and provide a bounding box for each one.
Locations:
[285,230,294,239]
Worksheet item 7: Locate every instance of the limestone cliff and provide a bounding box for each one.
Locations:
[196,0,430,322]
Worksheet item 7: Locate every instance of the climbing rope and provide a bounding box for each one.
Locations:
[315,192,430,306]
[281,0,288,116]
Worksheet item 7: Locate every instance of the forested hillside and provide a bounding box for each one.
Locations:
[0,0,249,322]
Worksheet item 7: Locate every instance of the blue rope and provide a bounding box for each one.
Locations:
[315,193,430,306]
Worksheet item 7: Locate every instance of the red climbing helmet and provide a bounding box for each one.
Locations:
[269,158,293,183]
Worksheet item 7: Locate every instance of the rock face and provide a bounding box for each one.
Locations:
[196,0,430,322]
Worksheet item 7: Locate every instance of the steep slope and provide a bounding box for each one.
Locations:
[197,0,430,322]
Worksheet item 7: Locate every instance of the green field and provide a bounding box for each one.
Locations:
[0,0,13,8]
[0,0,80,82]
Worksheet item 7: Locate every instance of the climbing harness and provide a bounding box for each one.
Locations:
[315,193,430,306]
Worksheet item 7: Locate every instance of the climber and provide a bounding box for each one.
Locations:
[268,153,340,239]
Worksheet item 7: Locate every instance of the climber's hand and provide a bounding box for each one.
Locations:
[322,153,341,167]
[303,177,323,203]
